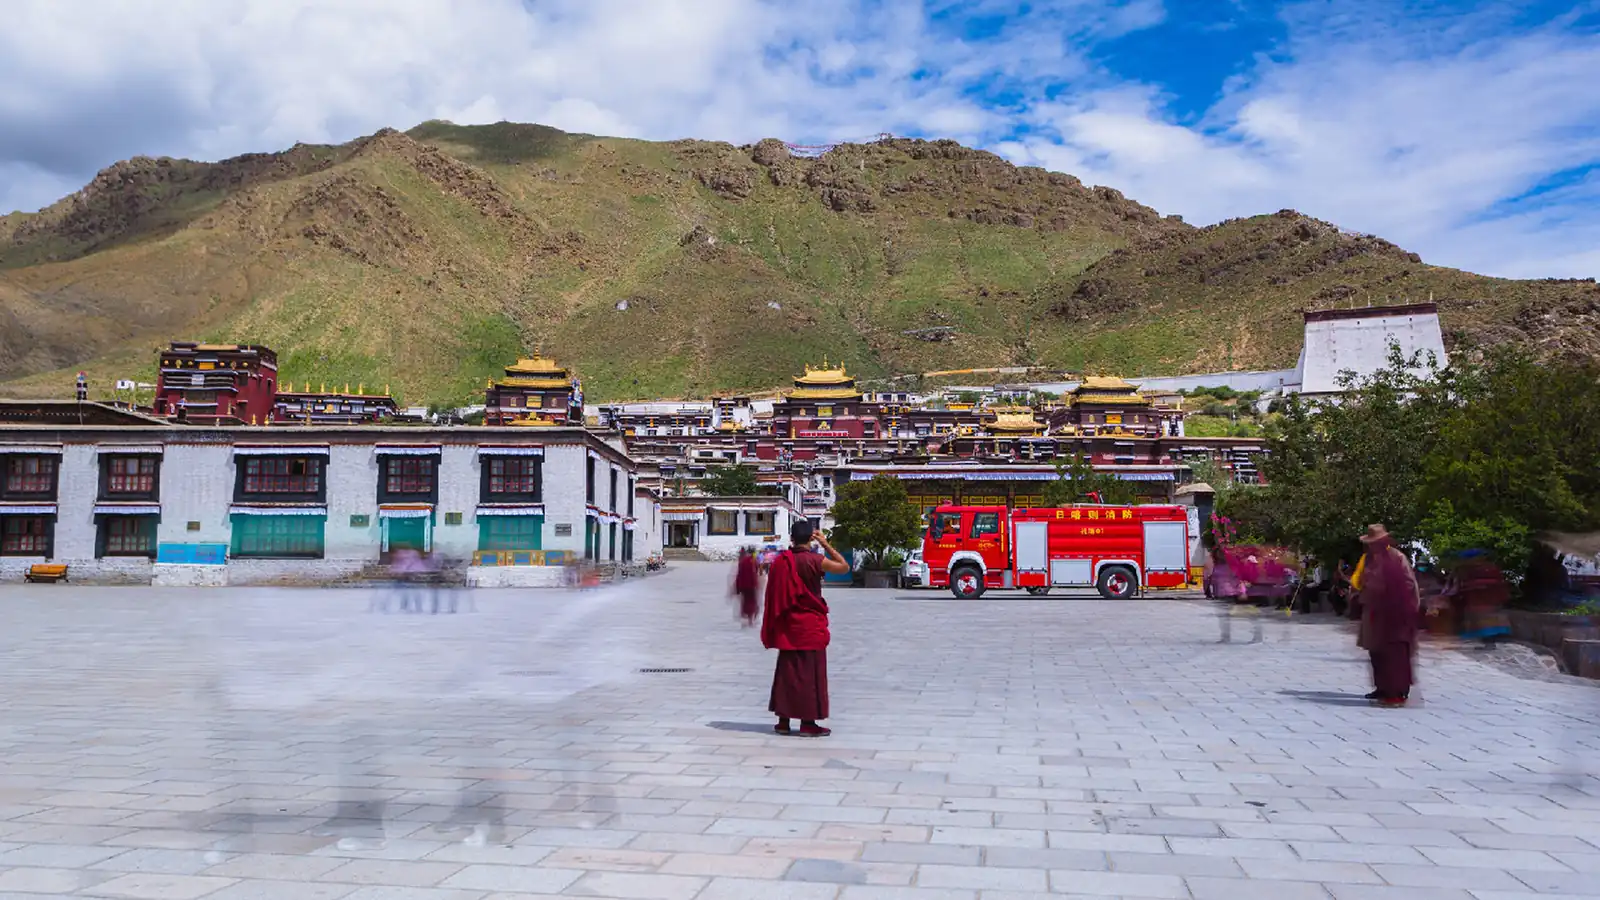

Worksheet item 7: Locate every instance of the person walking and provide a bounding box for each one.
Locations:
[733,547,760,627]
[761,521,849,737]
[1356,524,1422,706]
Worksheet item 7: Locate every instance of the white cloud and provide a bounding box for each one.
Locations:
[0,0,1595,279]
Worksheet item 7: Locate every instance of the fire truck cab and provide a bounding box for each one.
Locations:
[922,504,1191,600]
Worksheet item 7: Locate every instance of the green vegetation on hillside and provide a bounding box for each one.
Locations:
[2,123,1597,405]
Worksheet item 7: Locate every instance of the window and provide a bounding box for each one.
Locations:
[586,456,596,503]
[477,515,542,551]
[608,523,617,561]
[380,456,437,501]
[483,457,540,500]
[1,516,52,556]
[971,512,1001,538]
[231,515,325,558]
[745,510,776,535]
[708,509,738,535]
[817,405,833,418]
[239,457,323,497]
[3,456,57,498]
[99,516,156,558]
[627,478,635,518]
[623,529,634,562]
[101,456,159,499]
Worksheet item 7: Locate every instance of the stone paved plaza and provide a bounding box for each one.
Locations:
[2,563,1598,900]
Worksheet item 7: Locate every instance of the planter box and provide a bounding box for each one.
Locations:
[1508,611,1600,678]
[1562,639,1600,680]
[861,569,897,589]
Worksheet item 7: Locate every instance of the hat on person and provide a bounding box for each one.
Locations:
[1358,523,1391,545]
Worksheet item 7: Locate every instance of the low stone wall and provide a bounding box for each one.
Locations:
[226,558,370,586]
[465,565,571,588]
[2,557,154,585]
[1507,610,1600,678]
[151,563,229,588]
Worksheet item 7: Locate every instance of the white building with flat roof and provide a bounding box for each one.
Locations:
[1291,302,1448,396]
[0,425,656,586]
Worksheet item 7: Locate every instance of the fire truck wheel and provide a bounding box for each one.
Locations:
[1025,586,1051,596]
[951,567,985,600]
[1096,566,1136,600]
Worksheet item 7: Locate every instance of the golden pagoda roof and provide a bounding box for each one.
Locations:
[508,413,561,427]
[504,355,568,375]
[989,411,1044,434]
[794,363,852,386]
[1072,375,1148,406]
[496,375,573,389]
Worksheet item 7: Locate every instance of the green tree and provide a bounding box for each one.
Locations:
[829,474,925,569]
[698,464,763,497]
[1261,343,1448,566]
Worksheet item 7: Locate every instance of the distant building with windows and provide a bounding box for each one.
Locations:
[152,342,278,425]
[484,356,583,426]
[273,386,399,425]
[0,425,656,586]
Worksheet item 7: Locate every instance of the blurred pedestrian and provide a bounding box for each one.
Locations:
[1454,549,1510,643]
[392,547,426,613]
[1208,546,1258,644]
[733,547,760,627]
[762,521,849,737]
[1356,524,1422,706]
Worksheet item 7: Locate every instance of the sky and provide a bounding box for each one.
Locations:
[2,0,1597,279]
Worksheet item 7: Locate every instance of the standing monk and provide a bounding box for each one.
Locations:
[1356,524,1422,706]
[762,521,850,737]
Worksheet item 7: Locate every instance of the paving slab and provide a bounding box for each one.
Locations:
[1,568,1597,898]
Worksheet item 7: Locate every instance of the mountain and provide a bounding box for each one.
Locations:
[2,122,1596,405]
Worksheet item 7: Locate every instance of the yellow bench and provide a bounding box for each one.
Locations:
[24,564,68,583]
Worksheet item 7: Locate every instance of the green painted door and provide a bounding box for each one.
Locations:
[389,516,426,551]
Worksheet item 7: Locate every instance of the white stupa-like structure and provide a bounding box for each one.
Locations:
[1290,302,1448,396]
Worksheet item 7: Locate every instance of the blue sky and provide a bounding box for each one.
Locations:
[2,0,1597,278]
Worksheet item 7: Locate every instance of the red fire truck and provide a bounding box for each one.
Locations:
[921,504,1192,599]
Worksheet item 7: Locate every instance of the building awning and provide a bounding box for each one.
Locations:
[622,519,637,531]
[475,504,544,517]
[93,504,161,515]
[230,505,328,515]
[477,446,544,456]
[233,445,330,456]
[375,445,441,456]
[587,507,622,523]
[96,445,164,456]
[0,504,58,514]
[662,511,703,521]
[1114,472,1176,482]
[0,445,62,455]
[850,471,1058,482]
[378,504,432,519]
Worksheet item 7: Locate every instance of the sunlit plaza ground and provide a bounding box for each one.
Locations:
[1,563,1598,900]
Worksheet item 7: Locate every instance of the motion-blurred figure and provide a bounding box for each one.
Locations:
[391,546,427,612]
[733,547,760,627]
[1453,549,1510,644]
[1207,545,1258,644]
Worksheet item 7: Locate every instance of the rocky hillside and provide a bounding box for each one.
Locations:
[1,122,1594,404]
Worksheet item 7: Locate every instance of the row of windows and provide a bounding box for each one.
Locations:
[705,509,778,536]
[0,515,155,558]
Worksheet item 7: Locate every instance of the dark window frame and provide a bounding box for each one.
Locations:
[971,512,1001,538]
[233,455,327,504]
[377,454,440,504]
[745,510,777,535]
[608,468,618,512]
[627,478,635,518]
[1,454,61,501]
[0,514,54,557]
[98,454,161,502]
[479,456,542,504]
[97,514,158,558]
[477,515,543,551]
[585,456,596,504]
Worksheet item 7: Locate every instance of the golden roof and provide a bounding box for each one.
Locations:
[504,355,567,375]
[794,363,852,386]
[508,413,561,427]
[496,375,572,389]
[1080,375,1137,390]
[989,412,1044,434]
[789,387,860,400]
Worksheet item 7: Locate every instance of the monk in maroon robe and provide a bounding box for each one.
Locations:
[762,521,850,736]
[733,548,760,627]
[1357,524,1422,706]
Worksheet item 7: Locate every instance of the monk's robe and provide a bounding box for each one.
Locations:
[761,548,830,721]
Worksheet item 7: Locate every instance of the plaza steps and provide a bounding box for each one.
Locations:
[662,548,709,562]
